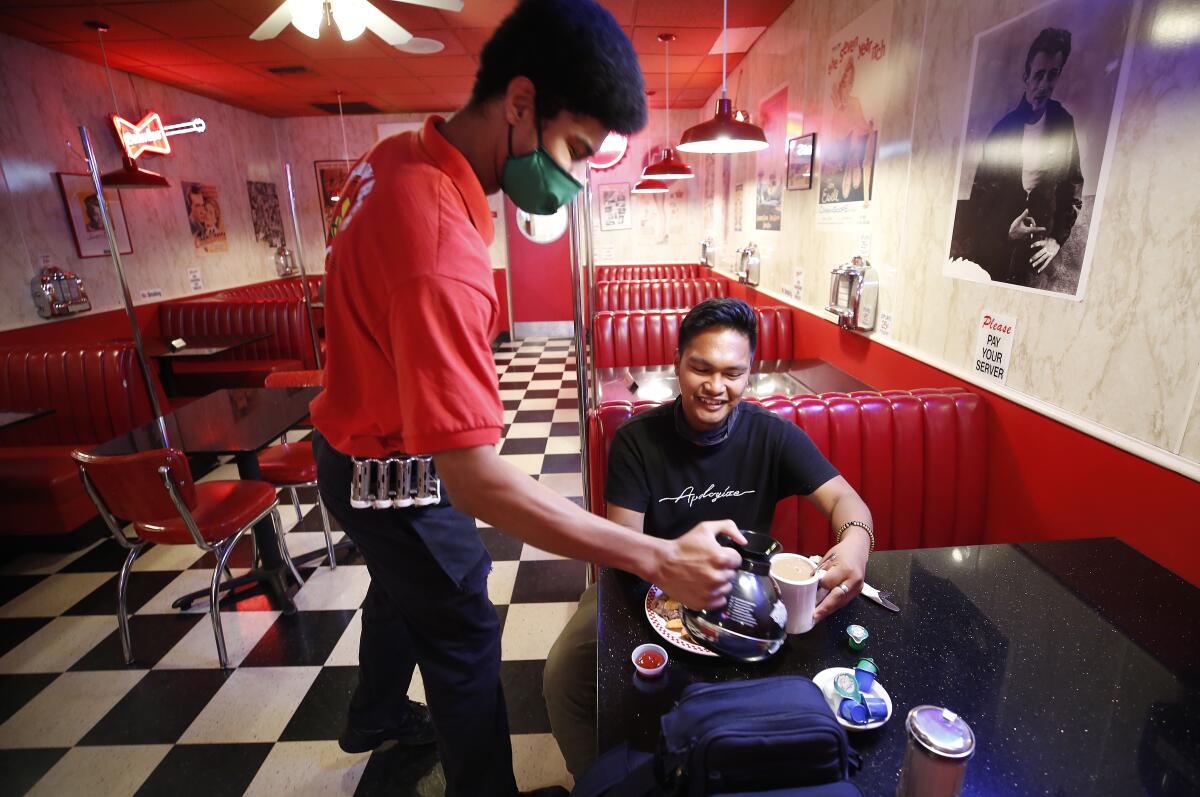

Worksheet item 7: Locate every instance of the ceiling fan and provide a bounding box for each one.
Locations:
[251,0,463,52]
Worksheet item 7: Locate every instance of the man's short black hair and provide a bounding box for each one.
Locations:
[678,298,757,356]
[1024,27,1072,77]
[470,0,647,135]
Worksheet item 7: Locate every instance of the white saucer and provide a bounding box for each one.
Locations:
[812,666,893,731]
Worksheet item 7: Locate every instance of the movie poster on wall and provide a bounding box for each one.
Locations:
[816,0,892,229]
[734,184,744,232]
[943,0,1138,300]
[246,181,284,247]
[181,181,227,253]
[755,87,788,231]
[598,183,631,230]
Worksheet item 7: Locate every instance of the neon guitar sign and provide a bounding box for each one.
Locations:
[112,112,207,159]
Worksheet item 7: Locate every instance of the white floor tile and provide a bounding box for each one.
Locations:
[519,544,565,562]
[551,409,579,423]
[130,544,205,572]
[0,573,114,618]
[500,454,543,476]
[197,462,241,483]
[503,409,518,424]
[487,561,519,606]
[280,504,317,533]
[324,610,361,666]
[538,474,584,498]
[136,568,252,615]
[0,615,119,674]
[500,602,577,660]
[26,744,170,797]
[544,436,581,455]
[243,740,370,796]
[511,733,573,792]
[284,531,341,559]
[293,565,371,611]
[506,423,552,439]
[178,666,321,743]
[498,389,525,401]
[517,399,557,411]
[0,670,146,748]
[155,610,280,670]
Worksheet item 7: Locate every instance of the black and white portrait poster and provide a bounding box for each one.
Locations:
[944,0,1139,300]
[598,183,631,230]
[246,181,284,247]
[816,0,891,228]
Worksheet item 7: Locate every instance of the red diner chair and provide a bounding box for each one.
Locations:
[259,369,337,568]
[72,448,300,669]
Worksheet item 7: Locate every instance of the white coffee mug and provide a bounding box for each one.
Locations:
[770,553,830,634]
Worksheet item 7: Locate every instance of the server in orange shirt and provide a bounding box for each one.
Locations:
[308,2,744,795]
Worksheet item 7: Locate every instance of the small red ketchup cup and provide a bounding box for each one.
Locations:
[631,643,668,679]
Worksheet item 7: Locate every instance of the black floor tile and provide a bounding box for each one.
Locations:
[0,617,51,658]
[0,673,56,727]
[80,669,230,745]
[540,357,567,364]
[134,743,273,797]
[509,560,587,603]
[504,364,536,373]
[290,485,320,503]
[494,603,508,631]
[500,438,547,456]
[354,743,443,796]
[501,659,552,734]
[71,613,206,671]
[189,535,257,570]
[523,389,559,399]
[555,398,579,409]
[294,505,342,533]
[58,540,137,573]
[549,422,580,437]
[478,528,523,562]
[502,399,522,410]
[332,541,366,567]
[513,410,553,423]
[279,665,358,741]
[499,380,530,391]
[63,571,182,616]
[240,609,356,667]
[0,748,68,797]
[0,575,45,610]
[540,454,582,474]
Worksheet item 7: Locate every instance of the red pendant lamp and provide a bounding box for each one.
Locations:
[631,176,669,194]
[641,33,694,181]
[677,0,768,154]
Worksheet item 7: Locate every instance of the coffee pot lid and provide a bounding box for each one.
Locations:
[905,706,975,759]
[720,530,781,560]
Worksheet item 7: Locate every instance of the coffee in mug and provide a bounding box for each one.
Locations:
[770,553,826,635]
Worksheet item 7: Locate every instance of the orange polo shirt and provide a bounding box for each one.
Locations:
[310,116,503,457]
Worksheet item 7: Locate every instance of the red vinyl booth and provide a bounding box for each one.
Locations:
[0,343,169,537]
[592,307,794,369]
[158,298,318,393]
[587,390,987,554]
[212,275,322,301]
[595,264,704,281]
[593,279,727,312]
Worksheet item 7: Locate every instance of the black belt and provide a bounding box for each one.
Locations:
[349,455,440,509]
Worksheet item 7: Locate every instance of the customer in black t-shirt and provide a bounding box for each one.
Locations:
[544,298,874,778]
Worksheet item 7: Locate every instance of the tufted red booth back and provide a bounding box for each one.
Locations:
[595,265,704,281]
[0,343,166,447]
[592,306,794,368]
[587,389,987,553]
[213,275,322,301]
[593,279,727,312]
[158,299,318,369]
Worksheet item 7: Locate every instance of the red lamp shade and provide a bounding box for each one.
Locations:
[632,178,669,194]
[642,147,694,180]
[678,98,768,154]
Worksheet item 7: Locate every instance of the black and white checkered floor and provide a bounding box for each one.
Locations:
[0,338,584,796]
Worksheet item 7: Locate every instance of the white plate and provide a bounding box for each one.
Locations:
[644,586,718,657]
[812,666,893,731]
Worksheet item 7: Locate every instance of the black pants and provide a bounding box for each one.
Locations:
[313,431,517,797]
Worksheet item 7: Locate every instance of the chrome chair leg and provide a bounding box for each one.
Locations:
[317,493,336,570]
[210,528,246,670]
[289,486,304,524]
[272,506,305,587]
[116,543,146,665]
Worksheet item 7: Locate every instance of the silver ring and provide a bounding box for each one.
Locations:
[837,583,850,595]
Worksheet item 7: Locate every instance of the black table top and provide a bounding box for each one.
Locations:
[92,387,319,457]
[597,538,1200,796]
[0,408,53,430]
[595,358,874,404]
[145,333,271,359]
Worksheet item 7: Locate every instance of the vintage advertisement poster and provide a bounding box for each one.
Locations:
[181,181,227,253]
[734,183,744,232]
[755,87,787,231]
[598,183,631,231]
[55,173,133,258]
[816,0,892,228]
[944,0,1138,300]
[246,181,284,247]
[314,160,350,243]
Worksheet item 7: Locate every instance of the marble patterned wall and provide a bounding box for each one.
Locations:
[698,0,1200,468]
[0,34,288,331]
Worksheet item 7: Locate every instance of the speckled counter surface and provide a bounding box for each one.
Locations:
[596,538,1200,796]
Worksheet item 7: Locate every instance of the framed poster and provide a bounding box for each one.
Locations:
[598,182,631,230]
[181,181,227,253]
[246,180,284,247]
[786,134,816,190]
[314,160,350,243]
[755,87,787,231]
[56,173,133,258]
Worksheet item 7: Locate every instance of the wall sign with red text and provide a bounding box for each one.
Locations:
[974,311,1017,385]
[112,113,206,160]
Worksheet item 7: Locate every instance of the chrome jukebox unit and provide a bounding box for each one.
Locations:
[826,256,878,331]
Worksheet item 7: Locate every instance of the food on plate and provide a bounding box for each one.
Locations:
[652,593,694,641]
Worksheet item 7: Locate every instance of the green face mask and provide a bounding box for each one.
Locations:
[501,122,583,215]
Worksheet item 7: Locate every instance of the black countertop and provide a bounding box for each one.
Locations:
[596,538,1200,796]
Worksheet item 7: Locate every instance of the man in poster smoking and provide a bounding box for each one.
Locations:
[966,27,1083,286]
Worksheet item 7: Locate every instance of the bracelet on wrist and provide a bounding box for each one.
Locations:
[836,520,874,553]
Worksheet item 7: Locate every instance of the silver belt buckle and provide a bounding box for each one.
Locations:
[350,453,438,509]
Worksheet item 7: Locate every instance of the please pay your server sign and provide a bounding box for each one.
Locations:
[974,312,1017,385]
